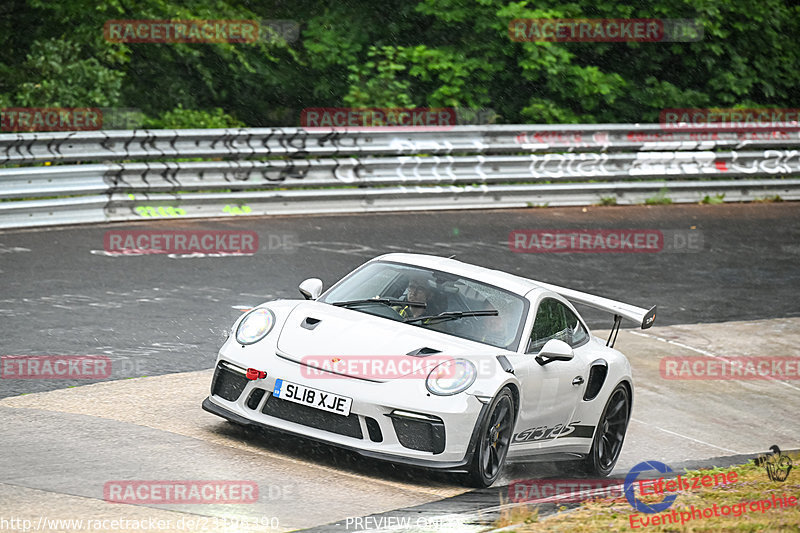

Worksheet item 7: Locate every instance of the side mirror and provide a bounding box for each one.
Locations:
[535,339,574,366]
[299,278,323,300]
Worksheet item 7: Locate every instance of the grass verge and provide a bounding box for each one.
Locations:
[496,452,799,532]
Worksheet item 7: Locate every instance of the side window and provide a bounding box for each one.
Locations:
[527,298,589,353]
[563,306,589,347]
[527,298,568,353]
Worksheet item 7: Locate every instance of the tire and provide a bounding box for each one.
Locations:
[467,388,515,487]
[578,383,630,477]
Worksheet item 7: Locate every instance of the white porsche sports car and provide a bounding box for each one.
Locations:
[203,253,656,487]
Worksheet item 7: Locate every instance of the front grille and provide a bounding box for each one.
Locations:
[211,363,249,402]
[262,394,363,439]
[391,414,446,454]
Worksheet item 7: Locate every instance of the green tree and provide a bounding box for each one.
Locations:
[14,39,125,107]
[0,0,797,128]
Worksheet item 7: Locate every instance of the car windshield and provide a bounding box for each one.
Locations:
[319,261,528,350]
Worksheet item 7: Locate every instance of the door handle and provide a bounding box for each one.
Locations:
[572,376,584,386]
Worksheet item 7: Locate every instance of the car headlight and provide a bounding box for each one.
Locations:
[426,359,476,396]
[235,308,275,345]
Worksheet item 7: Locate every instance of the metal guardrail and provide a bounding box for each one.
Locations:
[1,124,799,229]
[3,125,800,164]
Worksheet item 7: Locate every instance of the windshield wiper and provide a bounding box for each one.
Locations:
[404,309,498,324]
[331,298,427,309]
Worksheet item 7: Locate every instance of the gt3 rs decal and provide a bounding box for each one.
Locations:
[511,421,595,444]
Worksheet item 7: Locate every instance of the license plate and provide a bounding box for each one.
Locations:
[272,378,352,416]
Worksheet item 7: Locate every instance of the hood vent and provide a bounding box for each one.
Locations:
[300,317,321,330]
[406,346,442,357]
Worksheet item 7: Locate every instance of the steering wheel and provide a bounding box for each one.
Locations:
[350,300,407,321]
[377,303,407,321]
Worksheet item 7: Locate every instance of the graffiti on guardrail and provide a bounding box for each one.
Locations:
[4,126,800,166]
[222,205,252,215]
[515,131,611,149]
[515,130,800,152]
[625,131,797,143]
[727,150,800,174]
[0,128,336,164]
[82,147,800,203]
[498,151,800,178]
[99,158,370,189]
[134,206,186,217]
[2,125,800,228]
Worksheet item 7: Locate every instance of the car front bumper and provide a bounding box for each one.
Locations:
[202,357,489,472]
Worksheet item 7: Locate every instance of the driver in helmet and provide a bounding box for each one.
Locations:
[396,273,440,320]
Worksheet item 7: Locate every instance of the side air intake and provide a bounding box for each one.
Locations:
[583,360,608,401]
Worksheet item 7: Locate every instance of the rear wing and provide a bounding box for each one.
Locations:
[534,281,656,347]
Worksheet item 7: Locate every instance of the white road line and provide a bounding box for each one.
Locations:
[629,417,744,454]
[630,330,718,356]
[631,330,800,392]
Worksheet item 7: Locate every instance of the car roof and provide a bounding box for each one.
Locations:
[371,253,548,299]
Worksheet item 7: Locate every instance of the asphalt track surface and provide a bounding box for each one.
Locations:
[2,203,799,397]
[1,203,799,532]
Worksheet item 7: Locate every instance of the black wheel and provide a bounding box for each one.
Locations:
[467,388,515,487]
[579,383,630,477]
